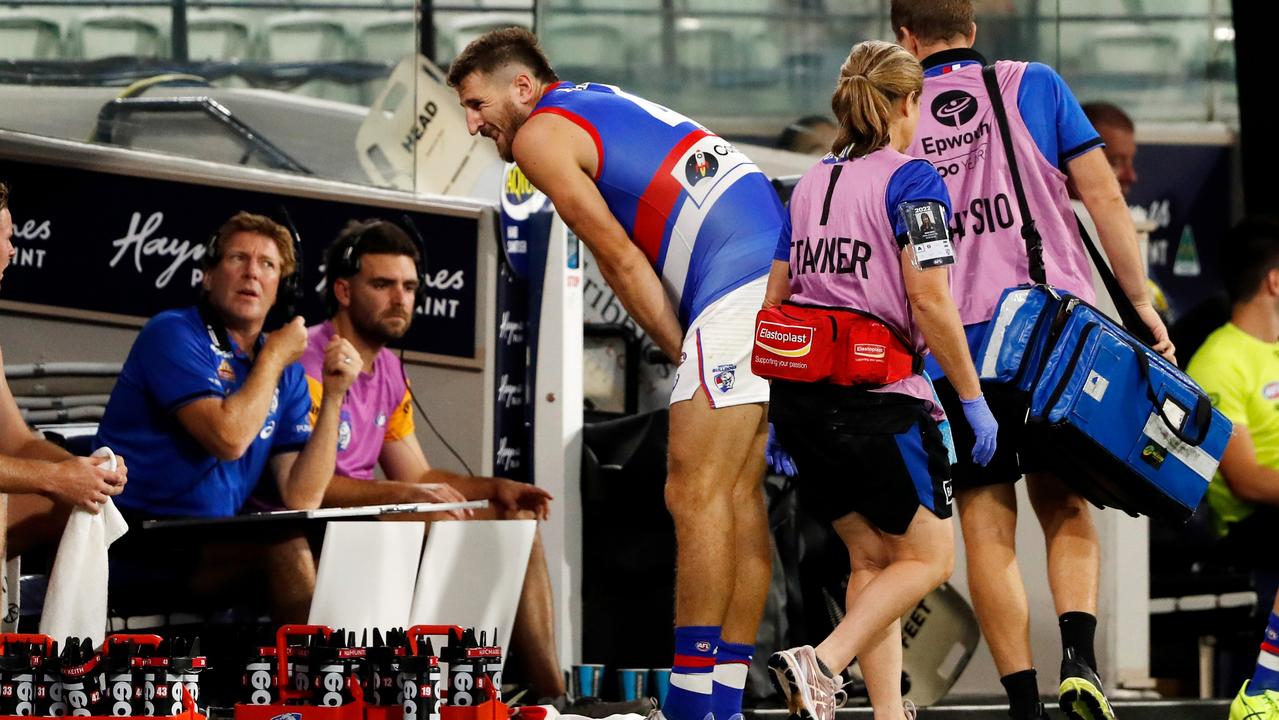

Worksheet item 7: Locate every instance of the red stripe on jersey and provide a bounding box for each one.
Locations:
[631,129,710,264]
[673,653,717,669]
[1263,641,1279,656]
[529,106,606,181]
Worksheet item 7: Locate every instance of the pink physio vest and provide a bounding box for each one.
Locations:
[908,60,1095,325]
[785,146,940,414]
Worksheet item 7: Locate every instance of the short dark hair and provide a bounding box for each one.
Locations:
[1222,217,1279,305]
[890,0,975,44]
[0,181,8,212]
[1082,101,1134,133]
[324,219,420,316]
[446,27,559,88]
[207,211,296,275]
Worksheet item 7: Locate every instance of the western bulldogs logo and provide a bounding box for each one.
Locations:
[931,90,979,127]
[713,364,736,393]
[684,150,719,186]
[337,413,352,451]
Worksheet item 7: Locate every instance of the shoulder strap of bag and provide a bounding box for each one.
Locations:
[1074,215,1158,345]
[981,64,1046,285]
[983,65,1157,346]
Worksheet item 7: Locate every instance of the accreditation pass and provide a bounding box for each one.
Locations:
[898,200,955,269]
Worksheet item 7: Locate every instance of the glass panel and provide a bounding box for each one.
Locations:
[0,0,1238,191]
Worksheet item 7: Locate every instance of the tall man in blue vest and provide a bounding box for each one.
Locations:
[449,30,786,720]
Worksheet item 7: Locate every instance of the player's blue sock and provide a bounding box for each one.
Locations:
[1248,612,1279,695]
[662,626,718,720]
[710,641,752,720]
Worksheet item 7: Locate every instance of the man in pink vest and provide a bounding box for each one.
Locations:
[894,2,1174,720]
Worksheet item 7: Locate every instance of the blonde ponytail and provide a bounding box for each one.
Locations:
[830,41,924,158]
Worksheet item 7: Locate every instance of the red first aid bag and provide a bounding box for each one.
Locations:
[751,302,919,386]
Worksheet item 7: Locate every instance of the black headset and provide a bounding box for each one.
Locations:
[323,216,428,317]
[201,206,305,332]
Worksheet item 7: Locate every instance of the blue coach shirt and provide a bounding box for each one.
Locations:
[97,305,313,517]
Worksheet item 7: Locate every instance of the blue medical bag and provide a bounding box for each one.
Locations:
[978,287,1231,520]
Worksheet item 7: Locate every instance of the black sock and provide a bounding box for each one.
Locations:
[1059,611,1098,671]
[1000,669,1040,720]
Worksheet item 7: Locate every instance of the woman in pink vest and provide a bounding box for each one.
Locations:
[764,41,996,720]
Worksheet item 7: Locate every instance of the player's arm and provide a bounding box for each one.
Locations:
[513,114,684,361]
[0,354,69,465]
[1067,148,1174,360]
[0,346,122,508]
[1217,424,1279,506]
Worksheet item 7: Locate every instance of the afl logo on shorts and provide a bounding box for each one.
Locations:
[931,90,979,127]
[755,321,814,357]
[685,150,719,186]
[1263,382,1279,400]
[713,364,736,393]
[853,343,886,360]
[695,641,712,653]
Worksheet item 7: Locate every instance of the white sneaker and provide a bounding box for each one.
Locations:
[767,646,846,720]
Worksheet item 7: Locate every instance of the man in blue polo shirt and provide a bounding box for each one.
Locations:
[97,211,361,621]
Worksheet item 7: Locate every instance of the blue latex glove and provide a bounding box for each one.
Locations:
[765,423,799,477]
[960,395,999,467]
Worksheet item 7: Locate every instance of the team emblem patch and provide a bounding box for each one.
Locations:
[713,364,736,393]
[338,412,352,451]
[216,359,235,382]
[685,150,719,186]
[1263,382,1279,401]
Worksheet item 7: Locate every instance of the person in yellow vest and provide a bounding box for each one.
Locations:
[1186,217,1279,719]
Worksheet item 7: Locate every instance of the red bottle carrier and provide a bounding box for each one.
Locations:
[235,625,508,720]
[751,303,920,386]
[0,633,205,720]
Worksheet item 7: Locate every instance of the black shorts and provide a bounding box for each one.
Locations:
[932,376,1048,490]
[769,381,952,535]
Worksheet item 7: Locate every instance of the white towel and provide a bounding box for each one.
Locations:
[39,448,129,647]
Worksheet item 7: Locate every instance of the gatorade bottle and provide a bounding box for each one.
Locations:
[0,636,43,716]
[58,638,104,717]
[242,643,279,706]
[398,639,439,720]
[35,640,59,717]
[103,641,138,717]
[165,638,206,715]
[445,629,501,706]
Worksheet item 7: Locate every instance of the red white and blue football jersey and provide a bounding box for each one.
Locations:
[531,81,784,327]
